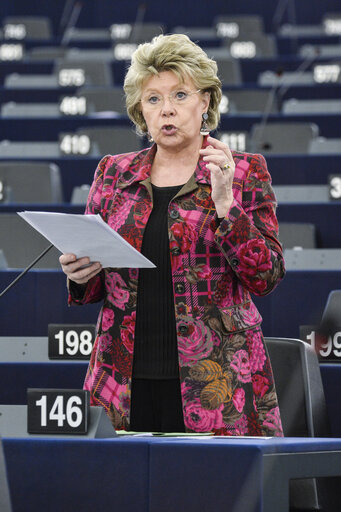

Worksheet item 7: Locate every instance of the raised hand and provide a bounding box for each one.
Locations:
[199,136,235,218]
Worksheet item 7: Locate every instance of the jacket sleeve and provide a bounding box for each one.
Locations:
[214,153,285,296]
[68,155,114,306]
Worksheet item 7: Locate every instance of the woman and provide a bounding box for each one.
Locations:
[60,34,285,436]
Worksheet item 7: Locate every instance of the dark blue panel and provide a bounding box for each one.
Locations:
[266,155,341,186]
[0,116,132,141]
[0,113,340,141]
[254,271,341,339]
[320,364,341,438]
[0,155,338,202]
[149,439,262,512]
[0,270,99,336]
[1,269,341,340]
[1,202,339,249]
[3,438,149,512]
[0,204,84,213]
[277,203,341,249]
[0,362,88,404]
[277,35,341,56]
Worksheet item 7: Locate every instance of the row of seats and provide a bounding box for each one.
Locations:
[0,6,340,512]
[1,212,340,269]
[1,13,340,42]
[0,161,338,205]
[0,6,340,346]
[1,52,341,85]
[2,90,341,117]
[0,122,338,161]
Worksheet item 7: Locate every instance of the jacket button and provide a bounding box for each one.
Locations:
[178,325,189,335]
[171,247,181,256]
[175,283,185,294]
[170,209,179,219]
[231,258,239,267]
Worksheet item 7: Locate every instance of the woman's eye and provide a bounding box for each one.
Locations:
[175,91,188,100]
[148,96,160,104]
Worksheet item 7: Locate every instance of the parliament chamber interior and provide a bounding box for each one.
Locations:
[0,0,341,510]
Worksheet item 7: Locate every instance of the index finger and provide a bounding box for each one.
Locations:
[206,136,231,152]
[59,253,77,265]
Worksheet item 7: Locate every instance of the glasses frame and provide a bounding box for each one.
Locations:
[140,89,202,109]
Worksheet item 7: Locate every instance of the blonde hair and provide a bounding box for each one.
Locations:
[123,33,222,135]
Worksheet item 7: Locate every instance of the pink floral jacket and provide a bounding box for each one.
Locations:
[69,138,285,436]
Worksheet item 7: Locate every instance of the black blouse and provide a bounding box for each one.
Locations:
[132,183,183,379]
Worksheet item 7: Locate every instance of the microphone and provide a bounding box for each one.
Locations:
[59,0,76,36]
[253,47,321,152]
[60,1,83,47]
[130,3,147,44]
[0,244,54,298]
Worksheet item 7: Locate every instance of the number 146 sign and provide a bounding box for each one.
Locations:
[27,389,90,434]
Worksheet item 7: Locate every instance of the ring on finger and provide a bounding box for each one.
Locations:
[221,162,230,170]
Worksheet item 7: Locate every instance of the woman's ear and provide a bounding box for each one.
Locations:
[201,91,211,112]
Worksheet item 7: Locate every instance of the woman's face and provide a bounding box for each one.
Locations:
[139,70,210,151]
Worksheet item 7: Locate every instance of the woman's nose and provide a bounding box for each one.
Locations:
[161,98,175,114]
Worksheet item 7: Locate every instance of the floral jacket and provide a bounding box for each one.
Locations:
[68,137,285,436]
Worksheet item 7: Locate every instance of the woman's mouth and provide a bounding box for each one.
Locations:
[161,124,177,135]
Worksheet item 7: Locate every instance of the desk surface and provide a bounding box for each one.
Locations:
[3,435,341,512]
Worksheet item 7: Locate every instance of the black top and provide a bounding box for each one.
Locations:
[132,183,183,379]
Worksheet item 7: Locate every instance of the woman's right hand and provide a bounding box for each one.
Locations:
[59,253,102,285]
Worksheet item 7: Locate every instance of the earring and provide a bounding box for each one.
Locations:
[147,131,154,143]
[200,112,209,136]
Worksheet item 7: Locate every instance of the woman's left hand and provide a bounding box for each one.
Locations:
[199,136,235,218]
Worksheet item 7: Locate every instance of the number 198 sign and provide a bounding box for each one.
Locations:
[48,324,95,360]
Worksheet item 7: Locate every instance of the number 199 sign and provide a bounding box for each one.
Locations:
[48,324,95,360]
[300,325,341,362]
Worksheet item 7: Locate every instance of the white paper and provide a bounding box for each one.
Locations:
[18,211,155,269]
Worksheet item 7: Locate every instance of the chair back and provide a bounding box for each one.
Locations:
[0,214,61,268]
[0,161,63,203]
[265,337,332,510]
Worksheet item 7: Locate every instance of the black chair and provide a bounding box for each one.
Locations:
[214,14,265,38]
[54,58,113,87]
[77,86,126,115]
[75,126,144,155]
[250,122,319,154]
[0,250,8,269]
[278,222,317,249]
[220,89,279,114]
[2,16,52,40]
[321,289,341,326]
[0,162,63,204]
[265,337,339,511]
[0,214,61,269]
[0,438,11,512]
[319,289,341,340]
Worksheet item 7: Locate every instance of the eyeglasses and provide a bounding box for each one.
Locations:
[141,89,201,109]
